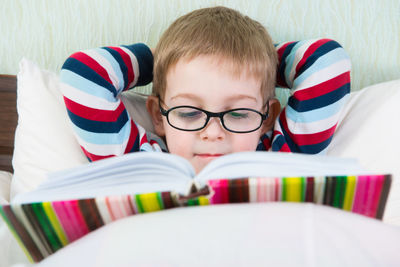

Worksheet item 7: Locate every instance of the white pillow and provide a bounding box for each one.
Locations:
[36,203,400,266]
[11,59,89,198]
[327,79,400,225]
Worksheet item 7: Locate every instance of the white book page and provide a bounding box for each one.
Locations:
[12,152,195,204]
[12,151,372,204]
[194,151,370,186]
[12,181,192,204]
[43,152,195,187]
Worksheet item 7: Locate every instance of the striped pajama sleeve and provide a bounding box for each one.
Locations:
[270,39,351,154]
[59,43,155,161]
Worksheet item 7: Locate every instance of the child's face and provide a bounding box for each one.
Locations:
[160,55,271,173]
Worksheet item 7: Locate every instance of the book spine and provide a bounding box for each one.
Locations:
[162,191,178,209]
[11,204,51,259]
[0,205,42,262]
[342,176,356,211]
[363,175,382,218]
[375,175,392,220]
[42,202,69,247]
[31,203,63,252]
[1,191,177,262]
[228,179,249,203]
[78,199,104,231]
[51,200,88,243]
[21,204,54,255]
[197,175,391,219]
[95,197,114,224]
[368,175,385,218]
[104,195,135,221]
[305,177,314,202]
[208,179,229,204]
[135,192,164,213]
[332,176,346,209]
[282,177,304,202]
[352,175,389,218]
[313,176,326,204]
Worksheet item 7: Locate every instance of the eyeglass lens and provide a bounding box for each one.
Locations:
[167,107,263,132]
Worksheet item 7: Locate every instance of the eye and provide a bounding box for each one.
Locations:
[226,110,249,119]
[178,111,202,118]
[172,108,203,120]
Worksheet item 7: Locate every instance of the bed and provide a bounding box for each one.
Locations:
[0,75,17,173]
[1,56,400,267]
[1,1,400,266]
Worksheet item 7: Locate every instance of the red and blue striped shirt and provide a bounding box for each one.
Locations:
[60,39,351,161]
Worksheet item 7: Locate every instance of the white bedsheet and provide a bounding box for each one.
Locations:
[32,203,400,266]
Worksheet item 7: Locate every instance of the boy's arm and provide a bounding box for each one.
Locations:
[60,44,158,161]
[272,39,351,154]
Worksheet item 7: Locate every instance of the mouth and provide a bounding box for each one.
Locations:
[195,153,224,158]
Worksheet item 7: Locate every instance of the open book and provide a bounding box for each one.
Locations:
[0,151,392,262]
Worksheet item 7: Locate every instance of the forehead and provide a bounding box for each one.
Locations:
[164,55,263,105]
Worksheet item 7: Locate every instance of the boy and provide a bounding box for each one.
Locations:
[60,6,350,173]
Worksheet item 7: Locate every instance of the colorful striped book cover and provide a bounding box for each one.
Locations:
[0,152,393,262]
[0,174,391,263]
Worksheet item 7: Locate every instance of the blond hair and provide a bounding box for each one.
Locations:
[153,6,277,102]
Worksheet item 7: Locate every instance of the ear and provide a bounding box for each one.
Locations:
[261,98,281,135]
[146,95,165,137]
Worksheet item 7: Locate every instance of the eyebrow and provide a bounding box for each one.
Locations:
[170,93,202,102]
[170,93,258,103]
[226,94,258,103]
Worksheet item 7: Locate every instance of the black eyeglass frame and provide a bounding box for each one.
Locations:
[158,99,270,134]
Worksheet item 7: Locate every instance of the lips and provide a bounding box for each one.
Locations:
[195,153,224,157]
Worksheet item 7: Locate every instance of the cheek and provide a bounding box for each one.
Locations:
[232,132,261,151]
[164,127,193,156]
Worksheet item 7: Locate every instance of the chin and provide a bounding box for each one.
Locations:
[192,156,220,173]
[193,162,205,174]
[192,160,209,174]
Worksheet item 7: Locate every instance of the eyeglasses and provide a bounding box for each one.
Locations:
[159,100,269,133]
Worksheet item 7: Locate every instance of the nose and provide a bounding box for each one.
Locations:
[199,117,226,141]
